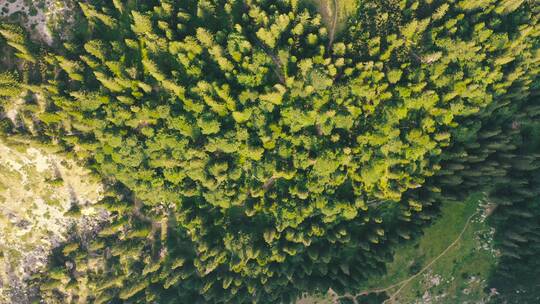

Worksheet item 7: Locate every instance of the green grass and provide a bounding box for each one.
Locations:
[298,195,497,304]
[302,0,358,38]
[362,194,496,303]
[333,0,358,35]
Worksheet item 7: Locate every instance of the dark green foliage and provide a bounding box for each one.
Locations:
[0,0,538,303]
[484,106,540,303]
[0,117,14,135]
[355,292,389,304]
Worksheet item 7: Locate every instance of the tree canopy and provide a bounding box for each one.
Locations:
[0,0,539,303]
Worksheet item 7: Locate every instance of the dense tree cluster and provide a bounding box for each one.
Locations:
[478,93,540,303]
[0,0,538,303]
[487,122,540,303]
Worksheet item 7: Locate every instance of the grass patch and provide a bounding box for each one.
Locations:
[362,194,496,303]
[302,0,358,38]
[298,195,497,304]
[333,0,358,35]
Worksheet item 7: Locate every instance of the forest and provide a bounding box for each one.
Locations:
[0,0,539,303]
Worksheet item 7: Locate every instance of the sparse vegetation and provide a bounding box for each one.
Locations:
[0,138,103,303]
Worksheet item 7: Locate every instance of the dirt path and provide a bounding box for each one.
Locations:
[328,0,338,48]
[307,0,339,48]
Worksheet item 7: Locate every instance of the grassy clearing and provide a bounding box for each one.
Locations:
[302,0,358,39]
[362,194,497,303]
[332,0,358,35]
[298,195,497,304]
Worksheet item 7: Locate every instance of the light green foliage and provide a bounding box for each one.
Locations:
[0,23,36,63]
[0,0,538,303]
[79,3,117,28]
[0,72,22,103]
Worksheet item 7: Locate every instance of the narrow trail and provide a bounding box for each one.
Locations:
[328,0,339,48]
[334,211,480,304]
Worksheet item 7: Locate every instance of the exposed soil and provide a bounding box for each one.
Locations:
[0,139,104,303]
